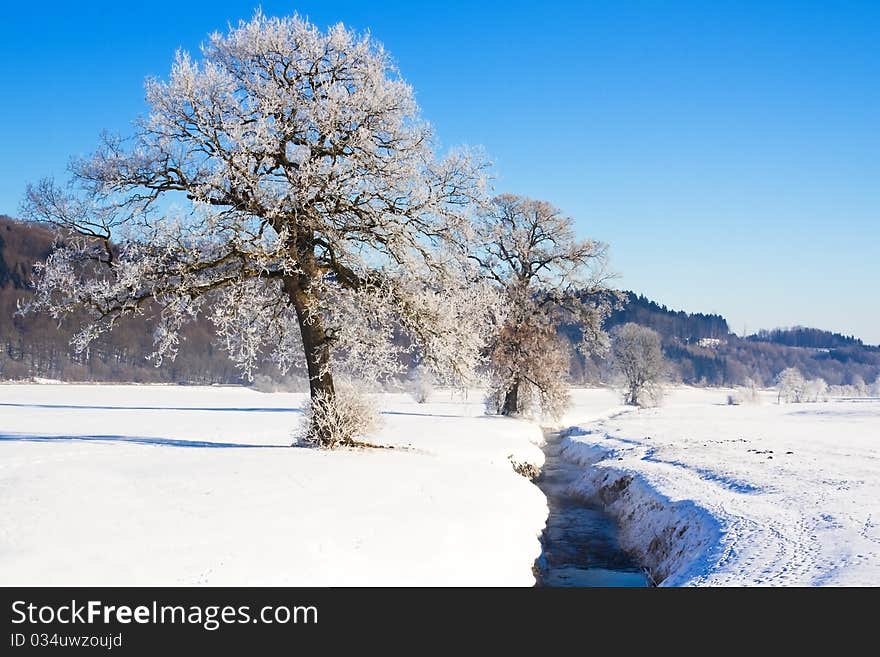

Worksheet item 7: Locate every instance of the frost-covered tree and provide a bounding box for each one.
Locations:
[850,374,868,397]
[21,13,494,446]
[471,194,616,420]
[611,323,666,407]
[406,364,434,404]
[803,377,828,403]
[776,367,806,403]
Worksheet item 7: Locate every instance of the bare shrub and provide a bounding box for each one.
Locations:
[296,383,381,449]
[728,378,760,405]
[508,456,541,480]
[406,366,434,404]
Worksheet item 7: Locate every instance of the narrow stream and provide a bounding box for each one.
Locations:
[534,431,649,587]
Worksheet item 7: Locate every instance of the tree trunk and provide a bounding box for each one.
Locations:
[283,231,335,445]
[627,386,639,406]
[501,379,519,416]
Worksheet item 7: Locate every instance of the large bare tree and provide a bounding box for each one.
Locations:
[22,13,493,446]
[471,194,618,419]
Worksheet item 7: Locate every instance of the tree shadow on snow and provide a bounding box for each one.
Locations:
[0,403,301,413]
[381,410,469,419]
[0,433,286,448]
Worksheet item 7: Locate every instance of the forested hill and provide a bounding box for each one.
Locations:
[605,292,730,341]
[0,215,247,384]
[2,214,878,387]
[746,327,863,349]
[0,215,53,290]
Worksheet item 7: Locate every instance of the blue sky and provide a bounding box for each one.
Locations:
[2,1,878,343]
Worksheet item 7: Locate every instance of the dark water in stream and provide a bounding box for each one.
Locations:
[534,432,649,587]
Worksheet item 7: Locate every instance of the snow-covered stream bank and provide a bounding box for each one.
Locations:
[560,387,880,586]
[0,384,547,586]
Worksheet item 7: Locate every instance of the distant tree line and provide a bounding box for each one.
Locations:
[747,326,864,349]
[605,292,730,342]
[3,214,878,389]
[561,289,879,388]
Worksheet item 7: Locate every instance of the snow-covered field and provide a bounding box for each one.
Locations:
[561,387,880,586]
[5,383,877,587]
[0,384,546,586]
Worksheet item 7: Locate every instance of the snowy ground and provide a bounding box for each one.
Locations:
[6,383,876,587]
[0,384,546,586]
[560,387,880,586]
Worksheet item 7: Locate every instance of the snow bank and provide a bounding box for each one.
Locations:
[0,385,546,586]
[562,387,880,586]
[560,430,720,586]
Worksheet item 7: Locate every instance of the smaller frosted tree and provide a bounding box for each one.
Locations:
[776,367,806,403]
[850,375,868,397]
[470,194,617,420]
[803,378,828,403]
[610,323,666,407]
